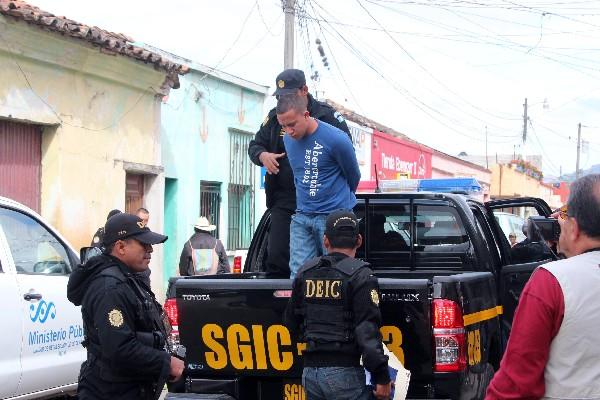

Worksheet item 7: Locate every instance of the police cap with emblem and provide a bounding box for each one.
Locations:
[103,213,167,245]
[273,69,306,96]
[325,210,360,240]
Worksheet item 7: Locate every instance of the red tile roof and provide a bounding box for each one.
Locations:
[0,0,188,88]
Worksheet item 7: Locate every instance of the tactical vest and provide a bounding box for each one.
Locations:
[82,265,169,383]
[297,256,368,352]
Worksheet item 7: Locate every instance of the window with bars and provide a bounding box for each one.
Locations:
[228,129,254,250]
[200,181,221,238]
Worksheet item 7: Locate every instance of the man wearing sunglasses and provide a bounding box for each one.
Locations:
[68,213,184,399]
[486,174,600,400]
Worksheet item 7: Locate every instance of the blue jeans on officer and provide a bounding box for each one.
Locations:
[302,367,372,400]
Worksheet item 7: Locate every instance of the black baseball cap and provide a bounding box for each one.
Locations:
[273,69,306,96]
[325,210,359,239]
[103,213,167,245]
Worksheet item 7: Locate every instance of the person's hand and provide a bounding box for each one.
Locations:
[169,356,185,382]
[259,152,286,174]
[373,381,392,399]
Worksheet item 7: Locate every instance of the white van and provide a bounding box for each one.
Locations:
[0,196,85,399]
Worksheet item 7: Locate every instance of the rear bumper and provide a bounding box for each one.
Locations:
[182,376,456,400]
[186,378,242,399]
[166,394,235,400]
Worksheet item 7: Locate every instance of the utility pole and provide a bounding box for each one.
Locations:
[522,98,528,144]
[283,0,295,69]
[576,123,582,179]
[485,126,488,169]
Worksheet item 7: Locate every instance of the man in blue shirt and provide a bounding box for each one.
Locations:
[277,94,361,278]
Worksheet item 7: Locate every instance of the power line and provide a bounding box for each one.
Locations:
[528,120,562,176]
[256,0,279,36]
[195,1,258,83]
[0,31,155,132]
[303,0,365,111]
[309,0,526,136]
[356,0,531,124]
[364,0,600,79]
[306,11,518,143]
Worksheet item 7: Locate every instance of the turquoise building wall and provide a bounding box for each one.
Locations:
[161,67,267,288]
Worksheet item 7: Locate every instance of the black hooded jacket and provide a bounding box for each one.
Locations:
[67,255,170,399]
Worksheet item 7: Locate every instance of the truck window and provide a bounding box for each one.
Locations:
[0,208,72,275]
[369,204,411,252]
[415,205,468,246]
[367,203,475,270]
[493,206,553,264]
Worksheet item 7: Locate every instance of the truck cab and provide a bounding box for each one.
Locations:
[165,180,555,399]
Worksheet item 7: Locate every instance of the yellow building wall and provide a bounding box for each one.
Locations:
[1,16,171,296]
[490,164,561,208]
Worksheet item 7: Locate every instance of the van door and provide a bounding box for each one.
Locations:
[0,221,21,399]
[484,197,553,348]
[0,207,85,397]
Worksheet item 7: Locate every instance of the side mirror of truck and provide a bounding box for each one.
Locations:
[80,246,102,264]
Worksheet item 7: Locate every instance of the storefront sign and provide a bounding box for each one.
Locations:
[371,130,432,180]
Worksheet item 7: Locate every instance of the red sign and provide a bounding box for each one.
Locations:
[371,131,432,181]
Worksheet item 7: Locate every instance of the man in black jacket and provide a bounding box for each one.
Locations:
[90,209,121,247]
[248,69,351,278]
[68,213,184,399]
[285,210,391,400]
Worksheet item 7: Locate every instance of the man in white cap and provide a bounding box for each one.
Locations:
[179,216,230,276]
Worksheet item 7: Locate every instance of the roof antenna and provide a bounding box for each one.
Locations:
[374,164,381,193]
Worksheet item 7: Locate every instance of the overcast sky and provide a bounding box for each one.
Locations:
[30,0,600,177]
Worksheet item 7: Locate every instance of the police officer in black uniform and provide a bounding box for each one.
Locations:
[285,210,392,400]
[68,213,184,399]
[90,209,121,248]
[248,69,351,278]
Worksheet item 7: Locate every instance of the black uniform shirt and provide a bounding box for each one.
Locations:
[248,94,351,210]
[67,255,171,398]
[285,252,390,384]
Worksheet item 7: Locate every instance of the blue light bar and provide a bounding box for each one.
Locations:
[418,178,482,194]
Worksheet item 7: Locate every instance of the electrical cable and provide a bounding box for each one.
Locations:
[310,18,519,143]
[308,0,524,138]
[303,0,366,112]
[364,0,600,77]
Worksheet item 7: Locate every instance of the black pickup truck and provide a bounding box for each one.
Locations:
[164,192,554,400]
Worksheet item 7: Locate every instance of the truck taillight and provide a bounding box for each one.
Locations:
[432,299,466,372]
[164,298,179,329]
[164,298,180,347]
[233,256,242,273]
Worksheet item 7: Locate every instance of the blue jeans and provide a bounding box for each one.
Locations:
[289,213,328,279]
[302,367,372,400]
